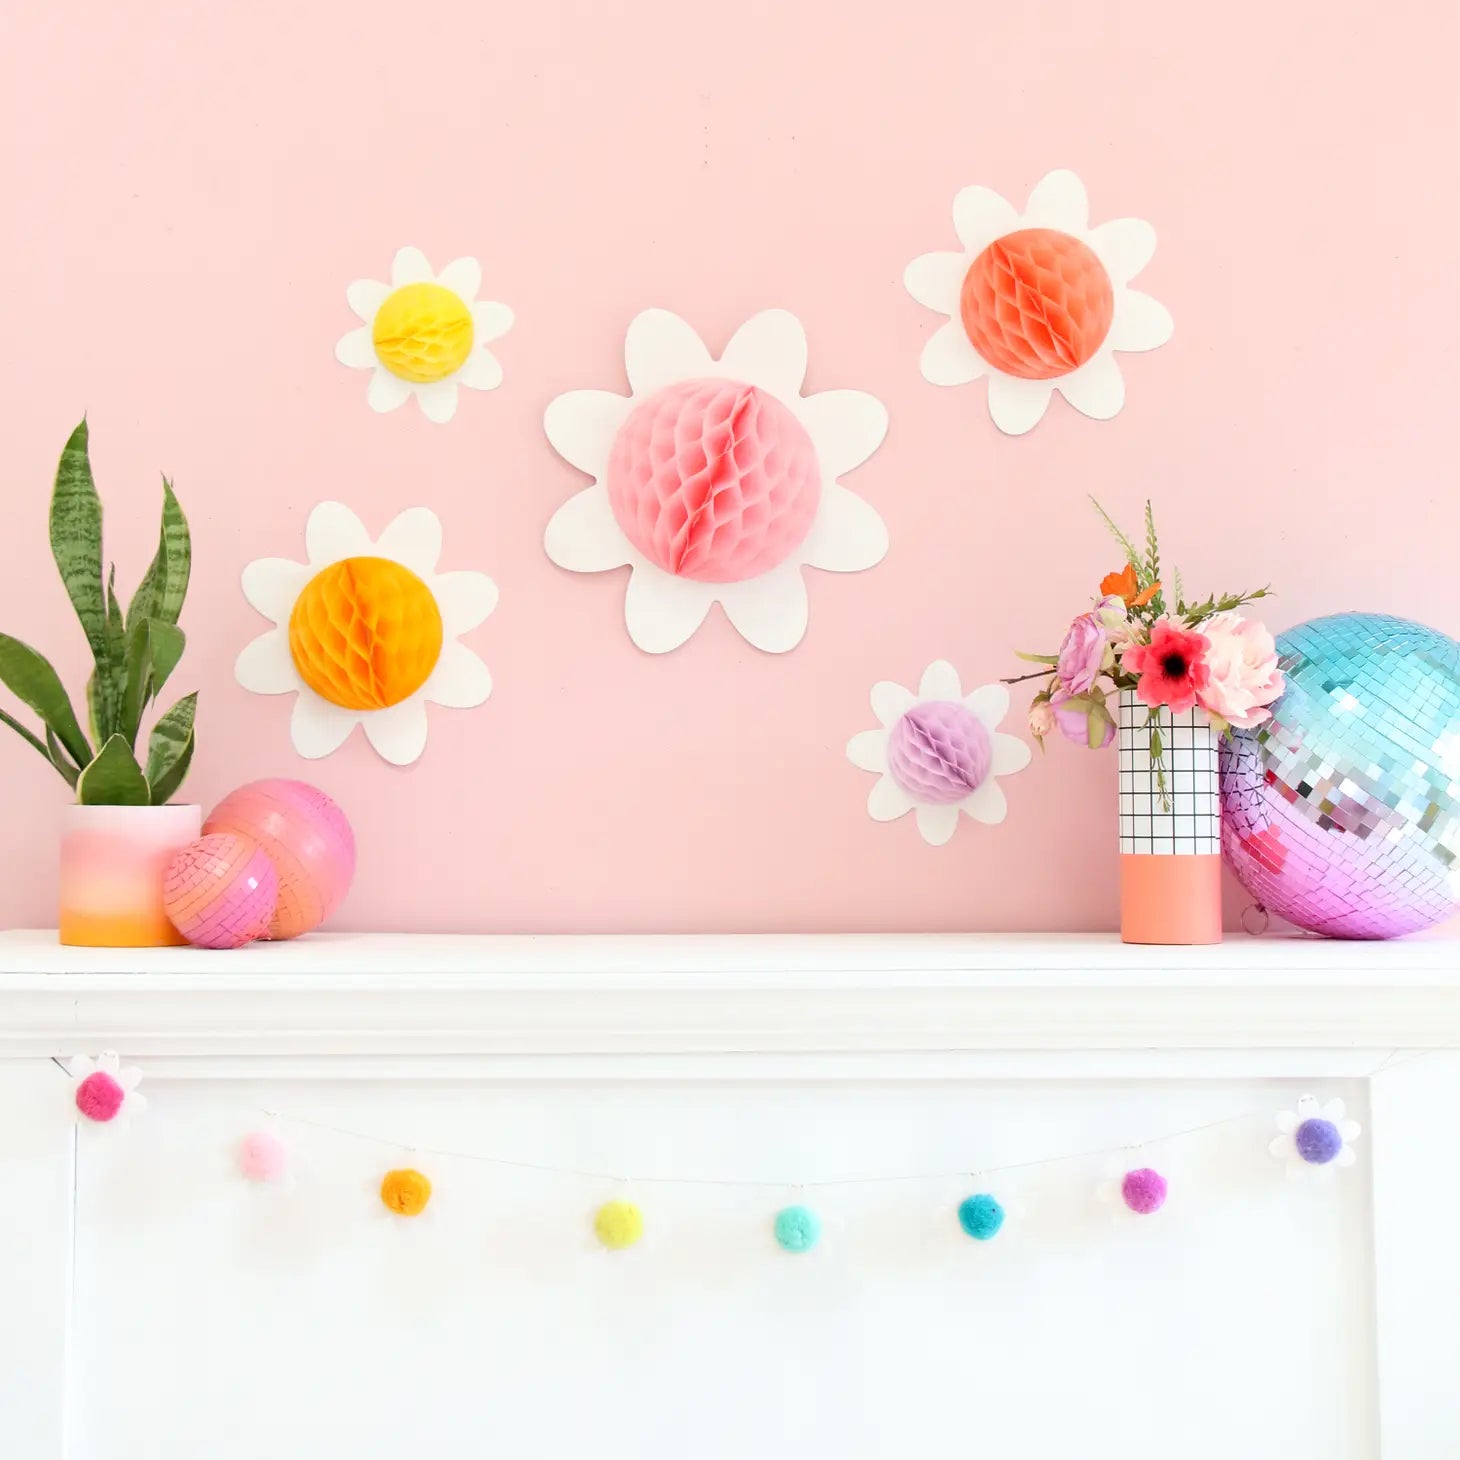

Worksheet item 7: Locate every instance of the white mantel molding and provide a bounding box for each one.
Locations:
[1,929,1458,1059]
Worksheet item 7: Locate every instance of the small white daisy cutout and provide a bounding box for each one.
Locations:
[236,501,497,765]
[69,1051,146,1130]
[846,661,1031,845]
[1270,1096,1361,1172]
[335,247,513,423]
[543,308,889,654]
[905,169,1173,434]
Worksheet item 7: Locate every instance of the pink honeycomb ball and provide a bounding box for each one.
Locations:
[887,701,992,804]
[163,833,278,950]
[606,378,821,583]
[204,780,355,941]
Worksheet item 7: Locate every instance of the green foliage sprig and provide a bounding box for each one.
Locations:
[0,420,196,804]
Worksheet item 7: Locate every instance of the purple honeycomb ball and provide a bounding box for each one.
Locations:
[1294,1117,1343,1165]
[886,700,991,805]
[1121,1167,1168,1215]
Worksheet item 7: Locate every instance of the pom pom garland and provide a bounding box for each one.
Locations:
[773,1204,822,1253]
[957,1193,1006,1241]
[380,1168,433,1217]
[238,1131,290,1183]
[75,1071,125,1122]
[1120,1167,1168,1215]
[1294,1118,1343,1166]
[594,1200,645,1250]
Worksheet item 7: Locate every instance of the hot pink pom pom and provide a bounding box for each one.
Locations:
[75,1071,125,1122]
[237,1130,289,1183]
[1121,1167,1168,1214]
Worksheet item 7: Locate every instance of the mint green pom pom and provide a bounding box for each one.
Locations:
[958,1193,1005,1241]
[774,1204,821,1253]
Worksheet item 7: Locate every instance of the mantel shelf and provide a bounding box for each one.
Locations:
[2,929,1459,1058]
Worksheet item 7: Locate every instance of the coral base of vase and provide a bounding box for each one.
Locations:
[1120,854,1222,945]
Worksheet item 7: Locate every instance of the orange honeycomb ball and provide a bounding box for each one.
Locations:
[959,228,1114,380]
[288,556,443,711]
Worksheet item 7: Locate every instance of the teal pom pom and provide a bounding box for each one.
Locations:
[958,1193,1005,1241]
[773,1204,822,1253]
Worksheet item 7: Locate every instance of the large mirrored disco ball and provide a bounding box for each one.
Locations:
[1218,613,1460,939]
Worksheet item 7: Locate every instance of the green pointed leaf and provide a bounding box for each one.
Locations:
[127,478,191,630]
[76,733,150,806]
[49,420,113,730]
[1015,651,1060,665]
[1087,705,1113,750]
[45,728,80,788]
[149,725,194,805]
[119,619,185,747]
[145,692,197,802]
[0,631,92,768]
[100,564,126,741]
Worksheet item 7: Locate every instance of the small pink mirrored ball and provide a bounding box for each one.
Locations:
[162,833,278,949]
[237,1130,289,1183]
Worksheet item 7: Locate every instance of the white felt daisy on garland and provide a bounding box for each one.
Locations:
[1270,1096,1361,1173]
[335,247,513,423]
[905,170,1172,435]
[236,502,497,765]
[846,661,1031,845]
[543,309,889,654]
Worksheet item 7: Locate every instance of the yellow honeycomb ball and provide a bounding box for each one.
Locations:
[593,1199,644,1250]
[371,282,474,383]
[289,556,443,711]
[380,1167,432,1217]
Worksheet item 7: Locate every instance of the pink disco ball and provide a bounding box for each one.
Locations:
[204,779,355,940]
[163,833,278,950]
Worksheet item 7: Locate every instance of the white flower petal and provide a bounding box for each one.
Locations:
[98,1051,120,1074]
[423,641,491,708]
[544,486,634,573]
[306,502,371,567]
[375,507,442,577]
[434,256,481,301]
[290,693,358,760]
[963,779,1008,825]
[986,375,1053,436]
[1056,355,1126,420]
[916,803,960,846]
[235,632,300,695]
[544,390,633,476]
[363,700,430,766]
[346,279,390,322]
[717,309,807,398]
[795,390,887,478]
[414,380,459,424]
[457,350,503,391]
[623,566,716,654]
[241,558,310,622]
[431,571,498,635]
[1269,1135,1293,1159]
[124,1091,148,1115]
[1087,219,1157,285]
[391,246,433,287]
[718,566,809,654]
[952,185,1018,254]
[335,327,378,370]
[1322,1098,1346,1123]
[1108,291,1174,353]
[1276,1111,1299,1134]
[472,301,515,343]
[1335,1146,1357,1168]
[1339,1120,1361,1143]
[1023,169,1089,232]
[367,370,413,413]
[904,251,969,313]
[799,484,887,573]
[846,728,888,773]
[624,310,713,396]
[964,684,1011,729]
[69,1055,95,1078]
[870,681,916,726]
[919,660,962,700]
[991,732,1032,776]
[119,1067,143,1092]
[920,321,986,386]
[1296,1095,1321,1119]
[868,776,912,822]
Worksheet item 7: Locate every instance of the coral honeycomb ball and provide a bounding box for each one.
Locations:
[163,833,279,950]
[203,780,355,940]
[959,228,1114,380]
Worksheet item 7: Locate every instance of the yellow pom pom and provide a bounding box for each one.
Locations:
[380,1167,432,1217]
[593,1199,644,1250]
[371,282,474,383]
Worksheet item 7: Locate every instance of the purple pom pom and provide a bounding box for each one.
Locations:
[1121,1167,1168,1215]
[886,701,991,805]
[1294,1117,1343,1165]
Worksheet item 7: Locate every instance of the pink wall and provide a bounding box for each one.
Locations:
[1,0,1456,934]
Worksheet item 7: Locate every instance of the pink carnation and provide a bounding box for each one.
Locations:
[1197,612,1284,728]
[1056,612,1106,695]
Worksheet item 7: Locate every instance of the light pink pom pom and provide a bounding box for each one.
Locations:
[237,1130,289,1183]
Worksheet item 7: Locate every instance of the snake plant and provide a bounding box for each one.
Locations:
[0,419,196,804]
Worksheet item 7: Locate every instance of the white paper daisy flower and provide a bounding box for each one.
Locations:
[543,309,889,654]
[905,169,1173,435]
[236,501,497,765]
[335,247,513,423]
[1270,1095,1361,1172]
[846,661,1031,845]
[69,1051,147,1129]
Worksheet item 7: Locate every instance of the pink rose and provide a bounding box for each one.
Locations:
[1197,611,1284,729]
[1028,701,1055,738]
[1056,612,1106,695]
[1050,688,1115,748]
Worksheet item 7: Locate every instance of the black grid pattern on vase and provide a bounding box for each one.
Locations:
[1118,691,1220,856]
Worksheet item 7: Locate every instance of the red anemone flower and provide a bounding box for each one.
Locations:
[1124,620,1211,714]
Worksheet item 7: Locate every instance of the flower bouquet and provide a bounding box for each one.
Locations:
[1011,501,1283,944]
